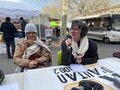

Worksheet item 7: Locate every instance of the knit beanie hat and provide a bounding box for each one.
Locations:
[25,23,37,34]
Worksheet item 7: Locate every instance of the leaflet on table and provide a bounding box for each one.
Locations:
[70,64,87,72]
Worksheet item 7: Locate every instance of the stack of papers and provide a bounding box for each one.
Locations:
[70,64,87,72]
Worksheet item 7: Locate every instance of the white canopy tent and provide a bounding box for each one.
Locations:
[0,8,39,20]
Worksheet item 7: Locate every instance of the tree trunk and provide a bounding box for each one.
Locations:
[61,0,69,38]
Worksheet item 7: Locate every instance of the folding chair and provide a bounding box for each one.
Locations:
[57,50,62,65]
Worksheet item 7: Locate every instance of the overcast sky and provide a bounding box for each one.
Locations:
[0,0,120,10]
[0,0,55,10]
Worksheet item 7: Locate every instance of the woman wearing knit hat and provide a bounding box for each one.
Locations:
[13,23,51,72]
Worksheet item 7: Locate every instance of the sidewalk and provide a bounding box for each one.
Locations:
[51,35,61,48]
[0,42,6,54]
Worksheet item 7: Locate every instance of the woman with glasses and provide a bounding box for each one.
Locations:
[61,21,99,65]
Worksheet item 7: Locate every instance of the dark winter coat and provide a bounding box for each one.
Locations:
[0,21,17,41]
[61,38,99,65]
[20,20,27,32]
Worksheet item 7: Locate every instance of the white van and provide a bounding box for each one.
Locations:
[68,13,120,43]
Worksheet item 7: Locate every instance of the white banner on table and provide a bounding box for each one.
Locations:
[24,58,120,90]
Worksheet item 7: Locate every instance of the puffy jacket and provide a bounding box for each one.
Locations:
[13,40,51,68]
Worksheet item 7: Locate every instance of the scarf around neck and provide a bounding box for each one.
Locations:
[22,37,51,59]
[71,36,89,59]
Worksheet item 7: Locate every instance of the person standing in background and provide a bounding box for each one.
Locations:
[55,26,60,37]
[0,17,18,59]
[19,17,27,38]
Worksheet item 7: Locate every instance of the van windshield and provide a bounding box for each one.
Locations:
[112,18,120,31]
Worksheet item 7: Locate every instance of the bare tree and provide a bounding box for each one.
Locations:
[41,0,69,37]
[40,0,115,38]
[69,0,112,16]
[41,5,62,19]
[40,0,62,19]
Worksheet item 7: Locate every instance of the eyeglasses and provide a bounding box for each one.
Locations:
[70,28,80,32]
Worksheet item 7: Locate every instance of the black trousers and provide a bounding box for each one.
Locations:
[4,40,15,58]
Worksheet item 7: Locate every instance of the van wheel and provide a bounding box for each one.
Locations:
[103,37,110,43]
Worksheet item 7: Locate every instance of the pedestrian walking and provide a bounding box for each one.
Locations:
[0,17,18,59]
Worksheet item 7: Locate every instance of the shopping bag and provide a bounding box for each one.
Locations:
[0,32,3,42]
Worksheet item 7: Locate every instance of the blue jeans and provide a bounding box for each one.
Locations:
[4,40,15,58]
